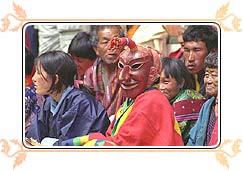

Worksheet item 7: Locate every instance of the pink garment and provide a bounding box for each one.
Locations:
[84,58,125,117]
[209,118,218,146]
[74,79,84,89]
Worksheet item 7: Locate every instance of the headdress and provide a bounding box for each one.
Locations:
[109,37,162,78]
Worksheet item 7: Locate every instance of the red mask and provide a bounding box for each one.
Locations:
[118,46,158,99]
[109,37,162,99]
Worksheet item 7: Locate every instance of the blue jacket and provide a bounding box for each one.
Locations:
[27,87,110,145]
[186,96,215,146]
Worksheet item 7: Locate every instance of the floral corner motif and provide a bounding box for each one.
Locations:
[215,139,242,169]
[0,139,27,169]
[0,2,26,32]
[215,2,242,32]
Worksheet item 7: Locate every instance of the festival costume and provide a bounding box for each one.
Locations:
[84,57,125,117]
[208,119,218,146]
[59,37,183,146]
[61,89,184,146]
[25,85,44,134]
[186,96,218,146]
[27,86,110,144]
[170,89,205,144]
[191,70,205,96]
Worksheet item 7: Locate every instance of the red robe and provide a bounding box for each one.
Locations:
[74,89,184,146]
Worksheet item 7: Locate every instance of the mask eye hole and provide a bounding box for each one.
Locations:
[131,63,143,69]
[118,62,124,69]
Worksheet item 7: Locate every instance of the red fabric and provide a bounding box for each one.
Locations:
[25,30,34,87]
[88,90,184,146]
[209,119,218,146]
[25,75,33,87]
[169,49,183,59]
[173,99,205,116]
[25,69,35,87]
[25,30,31,51]
[109,37,137,51]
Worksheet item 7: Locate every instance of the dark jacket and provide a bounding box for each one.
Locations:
[27,87,110,144]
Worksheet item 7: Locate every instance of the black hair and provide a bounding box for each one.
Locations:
[90,25,125,47]
[25,46,34,75]
[161,57,194,89]
[204,52,218,68]
[68,31,97,60]
[34,50,77,94]
[183,25,218,52]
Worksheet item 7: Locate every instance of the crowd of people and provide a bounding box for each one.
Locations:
[25,24,219,146]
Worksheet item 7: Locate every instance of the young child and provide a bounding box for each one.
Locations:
[68,31,97,95]
[68,31,96,82]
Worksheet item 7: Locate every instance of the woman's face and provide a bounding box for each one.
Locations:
[32,62,52,96]
[159,71,180,100]
[204,67,218,97]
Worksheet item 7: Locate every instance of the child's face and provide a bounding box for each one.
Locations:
[32,62,52,96]
[71,55,94,76]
